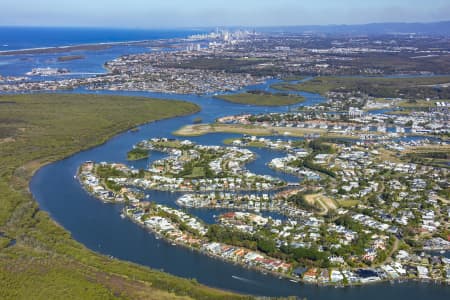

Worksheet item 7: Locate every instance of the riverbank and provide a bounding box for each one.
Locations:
[174,123,360,139]
[0,93,250,299]
[174,123,443,143]
[28,88,450,298]
[75,145,450,288]
[122,207,297,280]
[120,200,450,288]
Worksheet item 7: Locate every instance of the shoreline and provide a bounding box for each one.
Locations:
[123,208,297,282]
[6,27,448,297]
[24,98,198,194]
[27,89,449,294]
[20,94,201,191]
[120,204,449,288]
[0,39,155,56]
[0,93,245,299]
[76,161,450,289]
[174,123,364,139]
[173,123,442,141]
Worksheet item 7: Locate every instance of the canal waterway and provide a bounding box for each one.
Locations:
[30,84,450,299]
[3,32,441,298]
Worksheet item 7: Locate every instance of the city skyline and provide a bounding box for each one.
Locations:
[1,0,450,28]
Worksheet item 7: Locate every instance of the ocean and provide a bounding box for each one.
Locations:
[0,27,207,78]
[0,26,206,51]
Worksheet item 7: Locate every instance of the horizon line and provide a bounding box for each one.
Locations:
[1,19,450,31]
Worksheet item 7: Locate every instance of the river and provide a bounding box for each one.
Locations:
[3,30,441,299]
[29,83,450,299]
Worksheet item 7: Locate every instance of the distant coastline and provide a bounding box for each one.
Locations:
[0,26,206,54]
[0,40,152,56]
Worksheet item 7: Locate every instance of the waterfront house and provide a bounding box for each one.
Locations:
[303,268,318,282]
[330,270,344,282]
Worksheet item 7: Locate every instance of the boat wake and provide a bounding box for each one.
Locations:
[231,275,260,285]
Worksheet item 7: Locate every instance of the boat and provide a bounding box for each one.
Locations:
[290,279,299,283]
[120,213,125,219]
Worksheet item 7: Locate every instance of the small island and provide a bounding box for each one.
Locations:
[57,55,85,62]
[215,90,305,106]
[127,147,150,161]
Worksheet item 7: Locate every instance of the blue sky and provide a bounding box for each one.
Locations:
[1,0,450,28]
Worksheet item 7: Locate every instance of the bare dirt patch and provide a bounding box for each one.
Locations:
[304,193,337,214]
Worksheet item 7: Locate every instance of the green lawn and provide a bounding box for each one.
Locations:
[402,146,450,169]
[153,140,185,149]
[337,200,360,208]
[223,138,266,148]
[0,94,251,300]
[397,99,446,108]
[186,167,206,178]
[216,92,305,106]
[281,76,306,81]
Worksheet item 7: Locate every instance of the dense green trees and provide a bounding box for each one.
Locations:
[288,193,321,212]
[257,238,277,255]
[276,76,450,99]
[207,225,257,250]
[308,139,335,154]
[0,94,249,299]
[207,224,333,267]
[292,157,337,178]
[127,147,149,160]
